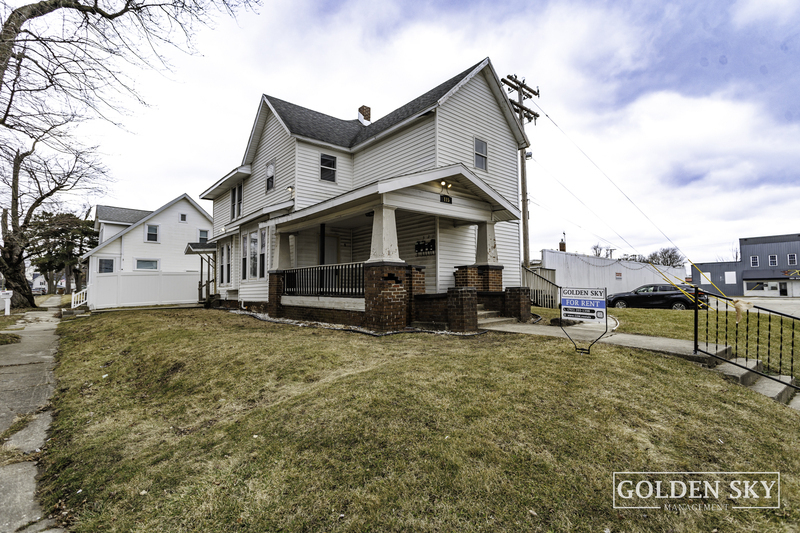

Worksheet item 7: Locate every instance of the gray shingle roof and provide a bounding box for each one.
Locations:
[96,205,153,225]
[265,60,484,149]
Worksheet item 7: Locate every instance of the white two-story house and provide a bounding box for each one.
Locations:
[79,194,213,309]
[201,58,531,331]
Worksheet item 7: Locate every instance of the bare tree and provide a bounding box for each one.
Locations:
[646,247,685,268]
[0,0,257,306]
[590,243,603,257]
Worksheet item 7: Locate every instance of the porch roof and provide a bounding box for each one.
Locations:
[184,242,216,255]
[270,163,520,230]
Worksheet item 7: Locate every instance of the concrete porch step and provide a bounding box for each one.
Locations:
[478,316,517,327]
[477,310,500,319]
[714,358,763,386]
[750,375,796,404]
[788,394,800,411]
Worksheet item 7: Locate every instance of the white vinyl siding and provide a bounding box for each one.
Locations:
[245,112,296,214]
[352,116,436,188]
[436,70,519,205]
[495,221,521,288]
[212,189,230,237]
[437,222,477,292]
[294,142,353,209]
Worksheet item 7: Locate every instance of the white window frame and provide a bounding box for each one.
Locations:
[134,258,160,271]
[474,137,488,171]
[249,231,258,279]
[219,244,226,285]
[769,254,778,267]
[198,229,209,243]
[789,253,797,266]
[231,182,243,220]
[179,213,188,223]
[98,258,114,274]
[241,233,248,281]
[750,256,759,268]
[226,243,231,284]
[265,159,276,192]
[320,154,337,183]
[145,224,160,243]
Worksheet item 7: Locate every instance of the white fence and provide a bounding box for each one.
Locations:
[88,271,200,310]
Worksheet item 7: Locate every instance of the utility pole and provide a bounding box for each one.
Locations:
[501,74,539,268]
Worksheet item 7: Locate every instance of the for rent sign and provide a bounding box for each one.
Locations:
[560,287,606,323]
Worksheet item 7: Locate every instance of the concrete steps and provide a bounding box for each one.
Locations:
[715,357,798,409]
[477,304,517,327]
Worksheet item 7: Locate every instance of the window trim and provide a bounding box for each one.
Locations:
[134,258,160,271]
[249,231,258,279]
[265,159,276,192]
[750,255,759,268]
[769,254,778,267]
[259,228,267,278]
[179,213,188,223]
[219,244,225,285]
[198,229,209,244]
[789,253,797,266]
[225,243,231,284]
[230,182,243,221]
[145,224,160,243]
[98,258,114,274]
[241,233,247,281]
[474,137,488,171]
[320,154,337,183]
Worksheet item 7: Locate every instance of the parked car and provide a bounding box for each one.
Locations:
[31,287,46,295]
[607,284,706,310]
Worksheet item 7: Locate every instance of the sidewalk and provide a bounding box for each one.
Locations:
[483,320,703,360]
[0,297,65,533]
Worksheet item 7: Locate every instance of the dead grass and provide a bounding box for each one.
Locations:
[41,309,800,532]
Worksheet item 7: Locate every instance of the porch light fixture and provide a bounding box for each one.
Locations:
[525,151,532,160]
[439,181,453,194]
[286,186,294,192]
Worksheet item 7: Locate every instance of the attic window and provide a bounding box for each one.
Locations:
[180,213,187,223]
[266,160,275,192]
[474,138,488,171]
[320,154,337,182]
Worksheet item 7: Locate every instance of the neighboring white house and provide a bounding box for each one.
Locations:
[80,194,213,309]
[200,57,528,331]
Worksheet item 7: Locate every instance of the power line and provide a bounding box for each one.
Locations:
[528,99,689,259]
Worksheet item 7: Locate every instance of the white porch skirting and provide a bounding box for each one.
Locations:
[89,271,200,310]
[281,295,366,312]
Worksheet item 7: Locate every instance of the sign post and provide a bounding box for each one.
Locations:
[559,287,608,354]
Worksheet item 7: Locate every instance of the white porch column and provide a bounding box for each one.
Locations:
[367,205,403,263]
[476,221,500,265]
[274,232,292,270]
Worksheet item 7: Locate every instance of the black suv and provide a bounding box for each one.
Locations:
[607,284,704,310]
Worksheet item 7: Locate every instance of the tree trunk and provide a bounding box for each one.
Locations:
[0,242,35,307]
[65,266,72,294]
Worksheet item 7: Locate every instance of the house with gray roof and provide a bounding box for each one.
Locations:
[77,194,213,309]
[199,58,532,331]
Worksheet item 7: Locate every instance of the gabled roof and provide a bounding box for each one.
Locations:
[241,57,529,165]
[82,194,213,260]
[95,205,152,226]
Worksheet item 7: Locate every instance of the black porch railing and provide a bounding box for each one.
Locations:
[283,262,365,298]
[694,287,799,391]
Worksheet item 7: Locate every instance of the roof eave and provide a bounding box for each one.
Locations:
[200,165,252,200]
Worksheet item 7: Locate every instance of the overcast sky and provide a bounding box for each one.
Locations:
[75,0,799,264]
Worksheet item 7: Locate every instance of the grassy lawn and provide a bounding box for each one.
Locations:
[41,309,800,532]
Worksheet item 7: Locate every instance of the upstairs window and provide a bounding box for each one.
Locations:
[98,258,114,273]
[230,183,243,220]
[320,154,337,182]
[750,256,759,268]
[789,253,797,266]
[266,160,275,191]
[199,230,209,244]
[474,138,488,171]
[146,224,159,243]
[769,254,778,267]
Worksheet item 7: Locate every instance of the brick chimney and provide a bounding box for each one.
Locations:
[358,105,371,126]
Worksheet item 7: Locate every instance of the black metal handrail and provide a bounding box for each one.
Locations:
[283,262,365,298]
[693,287,798,391]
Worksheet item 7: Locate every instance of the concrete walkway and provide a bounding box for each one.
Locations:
[0,297,65,533]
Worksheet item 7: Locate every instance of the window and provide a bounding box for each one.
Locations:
[231,183,243,220]
[746,281,765,291]
[98,259,113,273]
[135,259,159,270]
[249,232,258,279]
[241,234,247,280]
[266,160,275,192]
[180,213,187,223]
[724,271,737,285]
[769,254,778,267]
[789,254,797,266]
[474,138,488,171]
[199,230,209,244]
[750,256,759,267]
[320,154,336,182]
[146,224,159,243]
[259,228,266,278]
[219,245,225,284]
[226,243,231,284]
